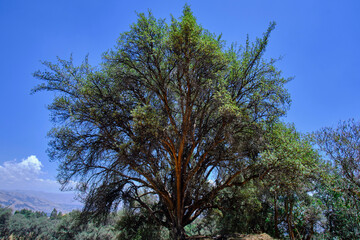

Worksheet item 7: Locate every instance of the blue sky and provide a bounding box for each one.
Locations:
[1,0,360,193]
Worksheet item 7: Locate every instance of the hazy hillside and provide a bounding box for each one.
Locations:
[0,190,82,213]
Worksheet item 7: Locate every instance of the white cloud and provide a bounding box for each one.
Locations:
[0,155,62,193]
[19,155,42,173]
[0,155,42,180]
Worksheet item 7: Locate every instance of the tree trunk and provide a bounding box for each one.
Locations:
[171,224,186,240]
[285,198,295,240]
[305,220,314,240]
[274,192,280,238]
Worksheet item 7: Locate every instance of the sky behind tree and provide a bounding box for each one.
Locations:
[1,0,359,193]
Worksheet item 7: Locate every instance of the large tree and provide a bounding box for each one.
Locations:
[33,6,290,239]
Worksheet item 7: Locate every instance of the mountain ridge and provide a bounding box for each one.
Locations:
[0,190,82,213]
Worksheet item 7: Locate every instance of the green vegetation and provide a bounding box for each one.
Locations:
[0,207,118,240]
[26,5,360,240]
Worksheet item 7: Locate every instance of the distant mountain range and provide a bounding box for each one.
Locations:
[0,190,83,214]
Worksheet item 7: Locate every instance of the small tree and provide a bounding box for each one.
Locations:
[261,123,323,239]
[50,208,58,220]
[214,123,323,239]
[314,119,360,237]
[315,119,360,201]
[33,6,290,239]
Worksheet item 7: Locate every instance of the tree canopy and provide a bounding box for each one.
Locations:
[33,6,291,239]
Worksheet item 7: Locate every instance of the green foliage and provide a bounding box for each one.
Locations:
[50,208,62,220]
[6,208,56,240]
[0,208,118,240]
[313,119,360,238]
[55,210,83,240]
[0,205,12,237]
[199,123,325,239]
[312,169,360,239]
[215,181,274,236]
[261,123,324,239]
[315,118,360,200]
[74,223,116,240]
[116,208,168,240]
[183,209,221,237]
